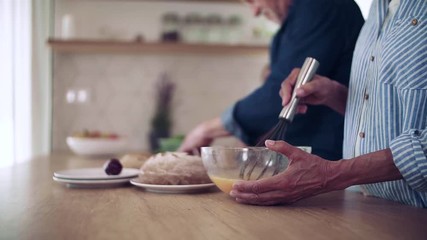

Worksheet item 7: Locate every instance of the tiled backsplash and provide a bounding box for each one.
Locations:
[52,53,267,151]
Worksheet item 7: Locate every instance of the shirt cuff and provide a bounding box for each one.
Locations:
[390,129,427,192]
[220,104,250,144]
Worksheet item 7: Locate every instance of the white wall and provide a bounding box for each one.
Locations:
[52,53,267,152]
[32,0,53,157]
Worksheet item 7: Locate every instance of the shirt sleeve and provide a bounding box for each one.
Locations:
[220,103,250,144]
[390,129,427,192]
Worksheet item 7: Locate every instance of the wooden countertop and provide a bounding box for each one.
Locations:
[1,153,426,240]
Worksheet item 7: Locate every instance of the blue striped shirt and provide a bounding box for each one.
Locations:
[343,0,427,207]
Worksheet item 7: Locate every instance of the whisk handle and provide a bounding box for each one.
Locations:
[279,57,319,121]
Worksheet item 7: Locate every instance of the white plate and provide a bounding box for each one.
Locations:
[54,168,139,180]
[130,178,217,194]
[53,176,131,188]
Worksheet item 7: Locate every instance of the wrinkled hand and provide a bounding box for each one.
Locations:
[230,140,333,205]
[279,68,338,114]
[177,123,213,153]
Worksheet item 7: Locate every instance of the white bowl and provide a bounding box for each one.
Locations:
[66,136,127,157]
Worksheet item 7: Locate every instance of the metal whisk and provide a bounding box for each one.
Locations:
[239,57,319,180]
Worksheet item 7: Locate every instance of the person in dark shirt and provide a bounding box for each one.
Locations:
[178,0,364,160]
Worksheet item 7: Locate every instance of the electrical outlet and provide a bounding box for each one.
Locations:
[77,89,90,103]
[66,90,76,103]
[66,89,91,104]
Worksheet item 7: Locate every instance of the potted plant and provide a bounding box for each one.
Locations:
[148,72,176,152]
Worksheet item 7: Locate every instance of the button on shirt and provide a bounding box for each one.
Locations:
[354,0,399,158]
[343,0,427,207]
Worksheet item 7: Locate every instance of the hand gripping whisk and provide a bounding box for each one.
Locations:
[239,57,319,180]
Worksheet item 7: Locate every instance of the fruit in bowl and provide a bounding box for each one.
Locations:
[67,130,127,157]
[71,130,119,139]
[201,146,289,194]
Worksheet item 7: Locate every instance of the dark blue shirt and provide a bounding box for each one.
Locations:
[221,0,364,160]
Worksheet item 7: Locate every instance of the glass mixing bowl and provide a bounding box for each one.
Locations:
[201,146,289,194]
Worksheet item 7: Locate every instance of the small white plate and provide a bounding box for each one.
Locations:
[53,176,131,188]
[54,168,139,180]
[130,178,217,194]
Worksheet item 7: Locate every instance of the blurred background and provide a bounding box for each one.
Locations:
[0,0,372,167]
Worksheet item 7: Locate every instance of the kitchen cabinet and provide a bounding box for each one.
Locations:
[47,39,269,55]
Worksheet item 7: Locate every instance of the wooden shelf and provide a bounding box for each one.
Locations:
[47,39,269,55]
